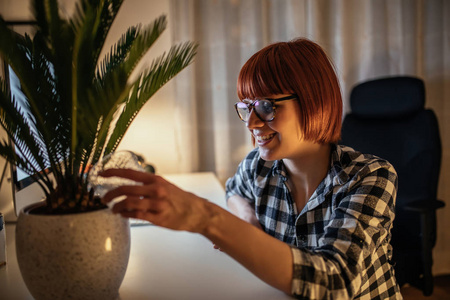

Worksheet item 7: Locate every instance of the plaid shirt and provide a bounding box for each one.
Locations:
[226,144,402,299]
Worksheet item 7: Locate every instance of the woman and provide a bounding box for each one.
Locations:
[101,38,402,299]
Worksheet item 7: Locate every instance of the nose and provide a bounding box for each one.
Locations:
[246,109,264,129]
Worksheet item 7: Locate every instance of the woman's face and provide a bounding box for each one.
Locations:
[245,94,313,161]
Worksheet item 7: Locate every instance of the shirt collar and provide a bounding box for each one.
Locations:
[272,144,348,181]
[272,159,288,181]
[329,144,350,185]
[269,144,351,192]
[272,144,350,206]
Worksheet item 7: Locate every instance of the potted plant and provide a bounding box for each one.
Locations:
[0,0,197,299]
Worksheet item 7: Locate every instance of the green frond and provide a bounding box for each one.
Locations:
[91,0,123,63]
[0,78,52,187]
[70,0,122,64]
[0,140,52,196]
[0,20,61,170]
[105,41,198,153]
[68,2,124,175]
[96,25,140,81]
[123,15,167,76]
[84,68,131,164]
[0,19,38,104]
[0,0,197,213]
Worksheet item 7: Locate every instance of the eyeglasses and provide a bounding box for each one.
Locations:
[234,94,298,122]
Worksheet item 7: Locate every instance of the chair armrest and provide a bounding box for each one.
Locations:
[403,199,445,214]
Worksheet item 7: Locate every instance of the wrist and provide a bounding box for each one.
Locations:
[198,200,223,238]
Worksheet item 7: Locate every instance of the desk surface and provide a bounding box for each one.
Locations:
[1,172,292,300]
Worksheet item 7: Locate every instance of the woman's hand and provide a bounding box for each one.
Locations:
[100,169,214,234]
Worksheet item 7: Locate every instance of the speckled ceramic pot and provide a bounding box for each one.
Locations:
[16,202,130,300]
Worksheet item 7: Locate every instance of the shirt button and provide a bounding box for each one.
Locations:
[297,235,307,247]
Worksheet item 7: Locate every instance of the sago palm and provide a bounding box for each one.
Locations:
[0,0,197,213]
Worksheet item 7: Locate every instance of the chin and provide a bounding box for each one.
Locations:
[257,147,281,162]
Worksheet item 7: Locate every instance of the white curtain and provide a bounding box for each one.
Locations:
[169,0,450,275]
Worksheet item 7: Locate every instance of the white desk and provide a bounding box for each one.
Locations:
[1,172,292,300]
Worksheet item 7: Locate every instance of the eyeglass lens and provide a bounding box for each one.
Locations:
[235,100,275,122]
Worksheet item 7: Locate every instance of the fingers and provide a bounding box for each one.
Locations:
[102,183,167,204]
[111,196,168,214]
[100,174,171,225]
[118,210,170,228]
[97,170,205,231]
[99,168,159,184]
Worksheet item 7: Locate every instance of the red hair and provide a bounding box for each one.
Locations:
[237,38,342,144]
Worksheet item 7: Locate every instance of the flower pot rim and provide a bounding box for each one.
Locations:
[20,201,110,217]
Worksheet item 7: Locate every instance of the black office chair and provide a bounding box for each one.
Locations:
[341,76,445,296]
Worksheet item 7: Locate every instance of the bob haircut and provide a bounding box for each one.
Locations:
[237,38,343,144]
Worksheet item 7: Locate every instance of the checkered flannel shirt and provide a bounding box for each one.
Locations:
[226,144,402,299]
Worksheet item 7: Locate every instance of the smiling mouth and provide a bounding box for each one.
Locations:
[255,133,276,144]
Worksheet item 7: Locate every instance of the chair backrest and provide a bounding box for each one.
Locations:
[341,76,441,249]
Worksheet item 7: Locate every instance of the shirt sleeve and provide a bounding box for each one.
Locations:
[290,161,398,299]
[225,148,260,204]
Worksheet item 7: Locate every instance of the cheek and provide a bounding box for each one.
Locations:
[281,115,303,139]
[269,118,302,139]
[269,103,303,139]
[285,126,302,143]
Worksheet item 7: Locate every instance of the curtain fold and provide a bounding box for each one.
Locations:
[170,0,450,274]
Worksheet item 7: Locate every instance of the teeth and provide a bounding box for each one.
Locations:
[256,133,275,141]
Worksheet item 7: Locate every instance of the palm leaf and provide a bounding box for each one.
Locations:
[105,42,198,153]
[0,78,52,188]
[89,16,169,163]
[0,18,65,180]
[96,25,139,83]
[123,15,168,76]
[0,0,197,213]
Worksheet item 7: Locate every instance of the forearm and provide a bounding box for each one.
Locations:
[101,171,293,294]
[226,195,261,228]
[201,201,293,294]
